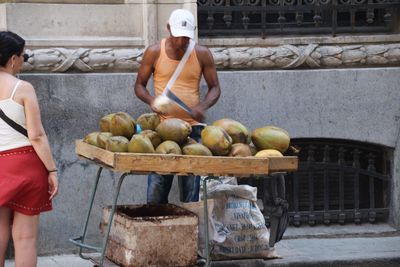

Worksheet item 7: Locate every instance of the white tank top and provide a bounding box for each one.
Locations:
[0,80,31,152]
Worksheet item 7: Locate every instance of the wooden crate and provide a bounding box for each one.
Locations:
[75,140,298,176]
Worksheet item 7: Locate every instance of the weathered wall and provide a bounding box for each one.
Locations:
[0,0,197,48]
[19,67,400,254]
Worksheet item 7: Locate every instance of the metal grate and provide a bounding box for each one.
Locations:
[197,0,400,37]
[286,138,390,226]
[243,138,391,226]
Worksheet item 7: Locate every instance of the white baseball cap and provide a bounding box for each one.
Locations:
[168,9,196,39]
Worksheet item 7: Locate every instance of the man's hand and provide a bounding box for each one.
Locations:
[150,97,166,115]
[190,105,206,122]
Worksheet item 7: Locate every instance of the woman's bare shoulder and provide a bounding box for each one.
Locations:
[19,80,35,93]
[17,80,37,100]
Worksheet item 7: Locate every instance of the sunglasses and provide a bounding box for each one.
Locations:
[23,53,30,62]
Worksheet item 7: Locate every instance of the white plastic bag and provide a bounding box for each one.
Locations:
[207,183,279,260]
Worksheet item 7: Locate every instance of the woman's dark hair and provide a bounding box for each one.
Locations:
[0,31,25,67]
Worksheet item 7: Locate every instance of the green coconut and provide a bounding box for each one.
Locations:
[99,113,115,132]
[201,126,232,156]
[212,118,250,144]
[182,143,213,156]
[139,130,162,148]
[105,136,129,152]
[109,112,136,139]
[255,149,283,157]
[136,113,161,131]
[128,134,155,153]
[155,118,192,144]
[83,132,101,147]
[228,143,253,157]
[155,141,182,155]
[251,126,290,153]
[97,132,113,149]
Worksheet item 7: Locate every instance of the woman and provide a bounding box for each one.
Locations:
[0,31,58,267]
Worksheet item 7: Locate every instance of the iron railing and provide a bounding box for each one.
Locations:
[197,0,400,37]
[244,138,390,226]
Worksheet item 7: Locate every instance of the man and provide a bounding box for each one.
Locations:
[134,9,221,203]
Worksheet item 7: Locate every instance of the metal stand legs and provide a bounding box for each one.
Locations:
[99,172,128,266]
[69,167,130,267]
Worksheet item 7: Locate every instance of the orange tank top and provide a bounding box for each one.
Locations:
[154,38,202,125]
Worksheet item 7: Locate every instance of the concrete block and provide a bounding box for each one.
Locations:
[101,204,198,267]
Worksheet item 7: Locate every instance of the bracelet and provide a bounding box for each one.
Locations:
[48,169,58,173]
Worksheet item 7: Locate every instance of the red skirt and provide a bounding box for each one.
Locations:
[0,146,52,216]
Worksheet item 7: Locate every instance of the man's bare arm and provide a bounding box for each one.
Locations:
[191,46,221,122]
[198,46,221,110]
[134,44,160,106]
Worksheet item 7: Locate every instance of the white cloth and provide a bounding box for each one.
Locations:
[0,80,31,151]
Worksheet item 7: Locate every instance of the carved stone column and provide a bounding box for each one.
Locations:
[141,0,158,47]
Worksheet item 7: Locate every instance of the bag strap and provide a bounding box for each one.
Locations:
[162,39,196,96]
[10,80,22,100]
[0,108,28,137]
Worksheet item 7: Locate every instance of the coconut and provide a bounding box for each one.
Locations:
[212,118,250,144]
[136,113,160,131]
[254,149,283,157]
[156,141,182,155]
[201,126,232,156]
[128,134,155,153]
[228,143,253,157]
[156,118,192,144]
[99,113,115,132]
[182,143,212,156]
[251,126,290,153]
[110,112,136,139]
[181,137,197,147]
[97,132,113,149]
[249,144,258,156]
[83,132,101,147]
[153,95,173,114]
[105,136,129,152]
[139,130,162,148]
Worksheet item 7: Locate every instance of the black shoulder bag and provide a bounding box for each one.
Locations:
[0,108,28,137]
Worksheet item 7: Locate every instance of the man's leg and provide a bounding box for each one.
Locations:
[179,175,201,202]
[12,211,39,267]
[147,173,174,204]
[0,207,12,267]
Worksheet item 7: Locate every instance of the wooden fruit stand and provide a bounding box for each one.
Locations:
[70,140,298,267]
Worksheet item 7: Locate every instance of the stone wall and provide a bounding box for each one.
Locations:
[0,0,197,48]
[2,1,398,73]
[19,67,400,254]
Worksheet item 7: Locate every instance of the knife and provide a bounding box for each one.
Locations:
[164,90,194,116]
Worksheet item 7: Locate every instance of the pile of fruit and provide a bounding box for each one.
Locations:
[83,112,291,157]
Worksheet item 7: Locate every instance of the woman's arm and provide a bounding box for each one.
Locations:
[22,81,58,200]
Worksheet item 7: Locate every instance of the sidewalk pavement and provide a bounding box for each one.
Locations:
[5,225,400,267]
[5,254,93,267]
